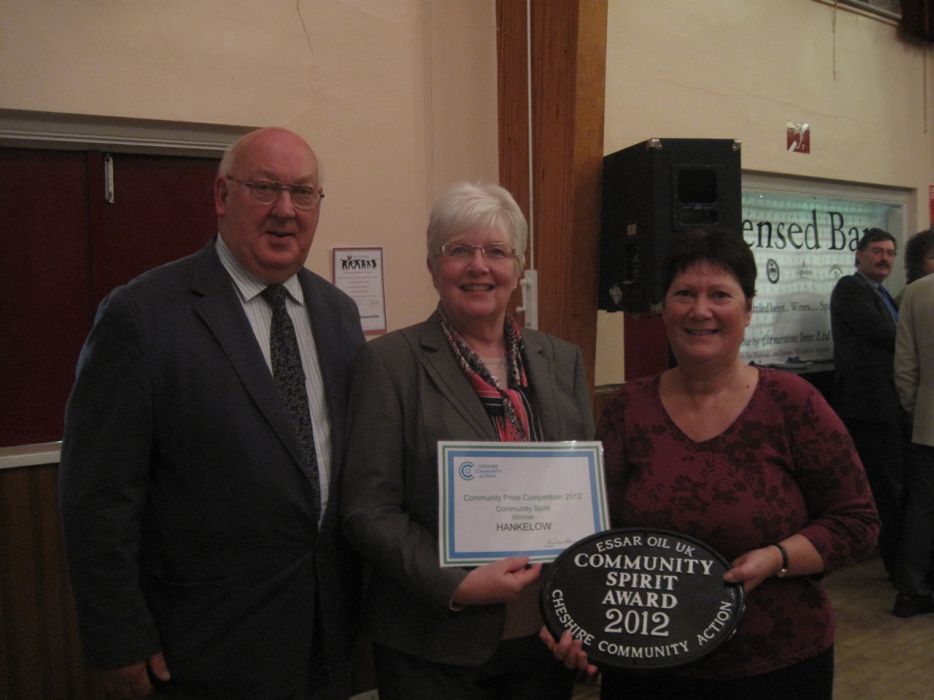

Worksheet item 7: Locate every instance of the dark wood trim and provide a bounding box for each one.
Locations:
[496,0,608,389]
[0,464,88,699]
[496,2,532,220]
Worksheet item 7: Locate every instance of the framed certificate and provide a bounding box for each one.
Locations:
[438,441,608,567]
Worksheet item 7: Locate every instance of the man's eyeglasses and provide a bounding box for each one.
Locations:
[226,175,324,210]
[439,242,516,262]
[868,247,897,258]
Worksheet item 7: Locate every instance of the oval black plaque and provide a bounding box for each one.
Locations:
[541,528,744,670]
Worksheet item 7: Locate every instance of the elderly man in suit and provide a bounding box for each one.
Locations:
[830,227,907,580]
[893,268,934,616]
[59,128,364,699]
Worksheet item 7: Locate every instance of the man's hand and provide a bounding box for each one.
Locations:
[88,651,170,699]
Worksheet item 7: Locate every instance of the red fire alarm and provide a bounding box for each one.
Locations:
[786,122,810,153]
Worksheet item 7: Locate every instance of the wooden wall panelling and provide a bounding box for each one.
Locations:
[496,0,608,392]
[0,465,87,699]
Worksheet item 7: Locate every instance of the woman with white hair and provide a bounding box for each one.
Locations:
[341,182,593,698]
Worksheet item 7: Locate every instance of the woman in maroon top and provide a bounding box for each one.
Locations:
[546,228,879,699]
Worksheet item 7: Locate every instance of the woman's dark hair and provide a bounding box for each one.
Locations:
[903,228,934,284]
[661,227,757,301]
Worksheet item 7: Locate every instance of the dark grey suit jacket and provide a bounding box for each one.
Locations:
[59,240,364,697]
[340,312,594,665]
[830,272,901,424]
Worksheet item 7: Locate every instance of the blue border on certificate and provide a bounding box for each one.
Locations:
[438,441,608,566]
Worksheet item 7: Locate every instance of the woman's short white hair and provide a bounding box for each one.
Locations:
[426,182,528,270]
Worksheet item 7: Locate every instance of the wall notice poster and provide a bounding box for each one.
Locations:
[740,177,905,366]
[332,247,387,334]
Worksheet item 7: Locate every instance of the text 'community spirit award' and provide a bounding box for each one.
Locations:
[438,441,609,567]
[541,528,744,670]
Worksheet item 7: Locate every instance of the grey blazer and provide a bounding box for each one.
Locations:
[341,312,594,665]
[895,273,934,447]
[59,240,364,697]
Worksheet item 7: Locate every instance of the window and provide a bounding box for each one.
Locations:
[837,0,901,21]
[740,173,909,365]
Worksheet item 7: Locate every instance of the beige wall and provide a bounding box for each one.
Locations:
[3,1,931,386]
[0,0,499,332]
[597,0,934,384]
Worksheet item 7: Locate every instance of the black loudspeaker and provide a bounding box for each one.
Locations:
[598,138,742,313]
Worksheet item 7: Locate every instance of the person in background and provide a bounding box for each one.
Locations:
[59,128,364,699]
[546,228,878,699]
[894,228,934,305]
[893,245,934,617]
[341,181,594,699]
[829,227,906,580]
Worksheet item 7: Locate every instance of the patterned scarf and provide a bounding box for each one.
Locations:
[438,305,542,442]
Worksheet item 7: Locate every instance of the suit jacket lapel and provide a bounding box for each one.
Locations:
[522,331,561,440]
[855,273,896,328]
[418,316,497,440]
[189,244,309,476]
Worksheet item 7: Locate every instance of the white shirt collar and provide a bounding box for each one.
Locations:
[215,235,304,304]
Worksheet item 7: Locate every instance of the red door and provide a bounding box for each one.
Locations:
[0,148,220,446]
[86,151,219,308]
